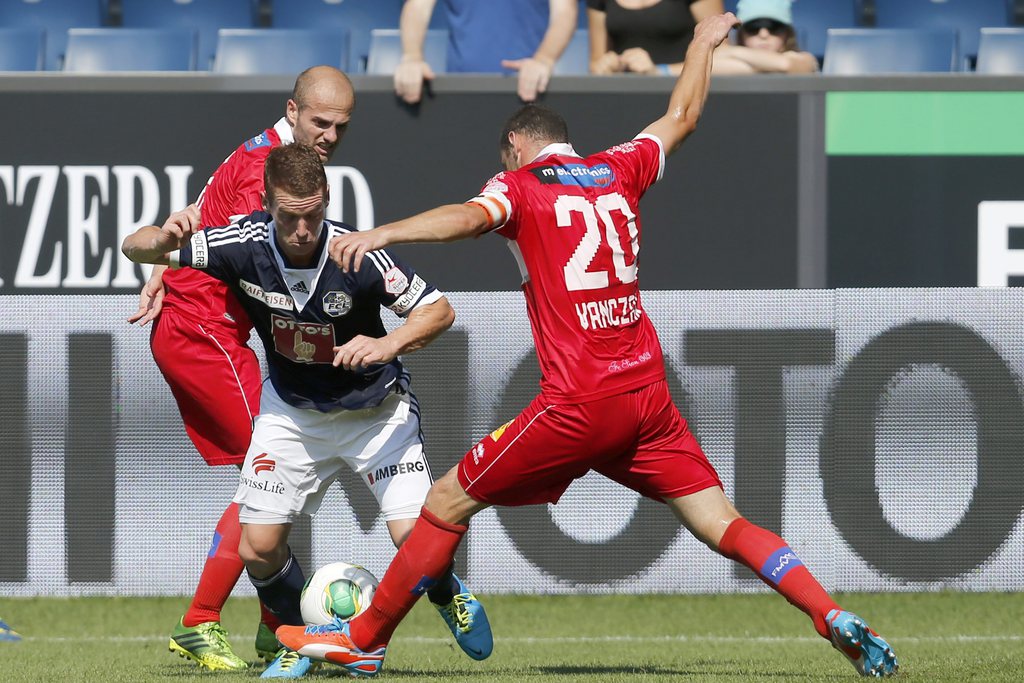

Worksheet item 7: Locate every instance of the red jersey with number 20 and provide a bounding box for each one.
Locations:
[469,134,667,404]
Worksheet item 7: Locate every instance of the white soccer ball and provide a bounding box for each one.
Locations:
[300,561,379,626]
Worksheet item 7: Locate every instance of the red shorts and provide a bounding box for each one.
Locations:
[150,311,262,466]
[457,380,722,506]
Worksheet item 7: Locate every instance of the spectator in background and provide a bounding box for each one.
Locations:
[588,0,724,76]
[395,0,578,104]
[712,0,818,74]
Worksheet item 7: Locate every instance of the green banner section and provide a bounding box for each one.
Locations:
[827,92,1024,156]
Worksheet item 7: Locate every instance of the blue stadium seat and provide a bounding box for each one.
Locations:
[0,0,105,70]
[0,27,44,71]
[824,28,959,74]
[792,0,862,60]
[976,27,1024,73]
[873,0,1011,59]
[553,29,589,75]
[271,0,431,73]
[121,0,258,70]
[63,28,197,72]
[213,28,348,74]
[366,28,446,75]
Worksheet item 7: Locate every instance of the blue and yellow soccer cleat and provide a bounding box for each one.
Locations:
[256,622,282,662]
[260,647,316,679]
[168,618,248,671]
[435,573,493,660]
[276,618,386,678]
[827,609,899,678]
[0,618,21,642]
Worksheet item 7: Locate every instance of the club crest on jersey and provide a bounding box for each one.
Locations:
[383,267,409,295]
[322,291,352,317]
[530,163,615,188]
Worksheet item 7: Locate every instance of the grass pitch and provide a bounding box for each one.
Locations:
[1,592,1021,682]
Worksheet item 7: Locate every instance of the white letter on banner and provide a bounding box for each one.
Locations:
[64,166,111,287]
[111,166,160,287]
[14,166,62,288]
[325,166,374,230]
[978,201,1024,286]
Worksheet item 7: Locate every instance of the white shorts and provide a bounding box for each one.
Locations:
[234,382,433,524]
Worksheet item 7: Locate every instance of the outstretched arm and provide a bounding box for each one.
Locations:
[641,12,738,156]
[329,203,492,273]
[121,205,202,265]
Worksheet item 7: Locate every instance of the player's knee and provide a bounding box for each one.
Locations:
[424,470,478,525]
[238,526,287,566]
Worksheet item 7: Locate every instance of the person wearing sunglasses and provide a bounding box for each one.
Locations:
[713,0,818,74]
[587,0,725,76]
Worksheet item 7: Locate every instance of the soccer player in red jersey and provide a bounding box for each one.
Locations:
[276,13,899,680]
[128,66,356,671]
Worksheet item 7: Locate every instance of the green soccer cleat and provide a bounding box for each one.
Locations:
[168,618,248,671]
[256,622,282,662]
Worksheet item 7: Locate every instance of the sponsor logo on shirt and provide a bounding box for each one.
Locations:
[482,175,509,194]
[322,291,353,317]
[472,443,485,465]
[367,459,426,485]
[244,133,272,151]
[530,163,615,188]
[289,280,310,294]
[270,314,335,363]
[239,279,294,311]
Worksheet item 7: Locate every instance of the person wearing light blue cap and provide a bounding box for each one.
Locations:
[713,0,818,74]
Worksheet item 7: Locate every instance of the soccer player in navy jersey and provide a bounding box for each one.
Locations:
[129,66,356,672]
[275,13,898,680]
[122,143,492,678]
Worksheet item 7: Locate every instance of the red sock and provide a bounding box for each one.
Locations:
[718,518,840,639]
[183,502,246,627]
[349,508,467,651]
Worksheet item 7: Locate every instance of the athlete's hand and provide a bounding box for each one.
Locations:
[502,57,554,102]
[127,265,167,326]
[158,204,202,250]
[693,12,739,50]
[333,335,398,371]
[394,57,434,105]
[329,231,388,273]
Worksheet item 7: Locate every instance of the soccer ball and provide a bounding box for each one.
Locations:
[300,561,379,626]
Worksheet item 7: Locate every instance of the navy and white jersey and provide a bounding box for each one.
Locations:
[170,211,443,412]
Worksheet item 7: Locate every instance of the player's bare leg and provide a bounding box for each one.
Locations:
[667,488,898,677]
